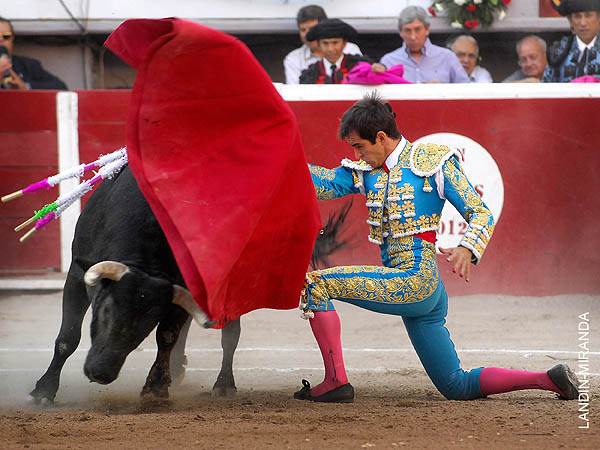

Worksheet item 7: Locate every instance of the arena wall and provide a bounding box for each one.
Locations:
[1,84,598,296]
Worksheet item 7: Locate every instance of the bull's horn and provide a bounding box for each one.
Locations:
[172,285,217,329]
[84,261,130,286]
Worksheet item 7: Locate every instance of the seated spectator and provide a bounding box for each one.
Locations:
[543,0,600,82]
[503,35,548,83]
[299,19,372,84]
[0,17,67,90]
[450,35,492,83]
[373,6,469,83]
[284,5,362,84]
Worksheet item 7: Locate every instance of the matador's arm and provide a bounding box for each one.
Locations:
[308,163,362,200]
[442,156,495,265]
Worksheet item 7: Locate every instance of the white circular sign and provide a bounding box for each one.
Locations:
[411,133,504,251]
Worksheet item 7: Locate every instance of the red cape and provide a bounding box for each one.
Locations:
[104,19,320,327]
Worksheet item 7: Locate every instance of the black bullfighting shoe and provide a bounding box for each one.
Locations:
[293,379,354,403]
[547,364,579,400]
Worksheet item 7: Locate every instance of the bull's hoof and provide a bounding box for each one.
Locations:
[211,385,237,397]
[140,385,170,399]
[28,388,56,406]
[26,394,53,406]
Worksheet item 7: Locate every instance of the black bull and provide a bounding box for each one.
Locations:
[29,165,349,403]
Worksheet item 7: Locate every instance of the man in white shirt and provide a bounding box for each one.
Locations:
[450,35,492,83]
[283,4,361,84]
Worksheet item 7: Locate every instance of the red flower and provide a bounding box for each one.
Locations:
[502,0,511,4]
[467,5,477,12]
[428,7,437,17]
[464,19,479,29]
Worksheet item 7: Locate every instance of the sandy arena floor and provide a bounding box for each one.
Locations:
[0,290,598,449]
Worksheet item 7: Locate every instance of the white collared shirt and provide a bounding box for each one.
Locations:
[576,35,598,61]
[323,54,345,77]
[384,137,408,171]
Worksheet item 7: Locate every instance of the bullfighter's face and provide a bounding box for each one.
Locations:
[568,10,600,45]
[318,38,347,64]
[346,130,388,169]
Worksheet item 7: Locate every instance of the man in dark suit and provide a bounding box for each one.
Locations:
[0,17,67,90]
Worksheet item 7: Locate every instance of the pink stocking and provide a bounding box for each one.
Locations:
[480,367,564,396]
[308,310,349,396]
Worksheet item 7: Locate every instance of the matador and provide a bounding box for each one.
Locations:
[294,93,579,403]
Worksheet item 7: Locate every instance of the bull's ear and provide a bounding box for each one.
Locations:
[74,257,96,273]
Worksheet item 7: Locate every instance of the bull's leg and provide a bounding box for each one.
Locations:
[29,267,90,404]
[141,305,189,398]
[212,318,241,397]
[169,315,191,385]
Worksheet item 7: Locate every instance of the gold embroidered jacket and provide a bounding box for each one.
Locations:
[309,140,494,264]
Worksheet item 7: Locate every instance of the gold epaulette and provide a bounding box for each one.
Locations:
[341,158,373,171]
[409,143,461,177]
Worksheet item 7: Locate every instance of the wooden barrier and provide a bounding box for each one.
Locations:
[0,91,60,272]
[1,84,599,296]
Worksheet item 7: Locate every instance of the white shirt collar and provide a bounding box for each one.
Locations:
[576,35,597,53]
[384,136,407,171]
[324,54,345,77]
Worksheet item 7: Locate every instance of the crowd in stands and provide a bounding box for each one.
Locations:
[285,1,600,85]
[1,0,599,90]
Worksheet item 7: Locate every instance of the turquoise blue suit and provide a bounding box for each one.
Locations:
[543,33,600,82]
[303,138,495,399]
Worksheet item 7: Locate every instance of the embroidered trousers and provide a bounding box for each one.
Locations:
[304,259,483,400]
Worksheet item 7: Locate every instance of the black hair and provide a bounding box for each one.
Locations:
[0,17,14,34]
[338,92,401,144]
[296,5,327,25]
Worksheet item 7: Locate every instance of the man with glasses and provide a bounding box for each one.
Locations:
[503,35,548,83]
[0,17,67,90]
[543,0,600,82]
[450,35,492,83]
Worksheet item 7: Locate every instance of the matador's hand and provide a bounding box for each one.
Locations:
[439,246,473,282]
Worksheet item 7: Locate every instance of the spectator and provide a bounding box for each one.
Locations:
[543,0,600,82]
[450,35,492,83]
[0,17,67,90]
[299,19,372,84]
[284,5,362,84]
[502,35,548,83]
[373,6,469,83]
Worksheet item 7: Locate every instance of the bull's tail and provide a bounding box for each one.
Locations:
[310,200,353,270]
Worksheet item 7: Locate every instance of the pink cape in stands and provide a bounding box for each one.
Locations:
[104,18,321,327]
[344,62,412,85]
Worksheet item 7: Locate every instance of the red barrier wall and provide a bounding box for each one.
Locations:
[0,91,60,273]
[289,98,600,296]
[77,90,130,209]
[2,90,599,296]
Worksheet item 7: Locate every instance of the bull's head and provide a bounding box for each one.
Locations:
[79,260,214,385]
